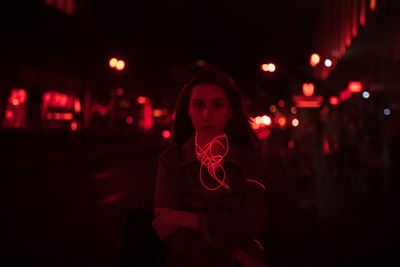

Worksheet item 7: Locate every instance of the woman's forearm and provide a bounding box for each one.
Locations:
[177,211,200,232]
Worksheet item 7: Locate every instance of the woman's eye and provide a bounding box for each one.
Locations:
[193,103,204,108]
[214,102,224,108]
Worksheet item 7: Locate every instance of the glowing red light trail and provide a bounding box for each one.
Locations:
[246,179,266,190]
[195,133,230,191]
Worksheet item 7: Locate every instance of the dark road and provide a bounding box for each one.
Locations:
[2,134,164,266]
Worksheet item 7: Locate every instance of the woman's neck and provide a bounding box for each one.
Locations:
[195,131,228,156]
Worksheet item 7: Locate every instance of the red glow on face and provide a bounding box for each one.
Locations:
[5,110,14,120]
[109,58,118,68]
[302,83,315,97]
[126,116,134,124]
[310,53,320,67]
[162,130,171,139]
[116,88,124,96]
[196,133,230,191]
[348,81,362,92]
[246,179,266,190]
[137,96,147,104]
[116,60,125,71]
[340,89,351,101]
[71,120,78,131]
[74,98,81,113]
[329,96,340,105]
[288,140,295,149]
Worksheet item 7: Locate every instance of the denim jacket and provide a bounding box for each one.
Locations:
[154,134,268,266]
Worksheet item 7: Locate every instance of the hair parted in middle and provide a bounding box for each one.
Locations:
[171,63,260,149]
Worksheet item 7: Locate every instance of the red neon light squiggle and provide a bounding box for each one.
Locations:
[246,179,266,190]
[195,132,230,191]
[253,239,264,250]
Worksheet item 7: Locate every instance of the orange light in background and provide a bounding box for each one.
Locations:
[152,109,162,117]
[348,81,362,92]
[126,116,134,124]
[291,106,297,114]
[196,60,206,67]
[116,88,124,96]
[261,64,269,71]
[278,117,286,127]
[269,105,277,113]
[370,0,376,11]
[109,58,118,68]
[329,96,339,105]
[288,140,295,149]
[261,63,276,72]
[116,60,125,71]
[340,89,352,101]
[267,63,276,72]
[11,99,19,106]
[278,100,285,108]
[302,83,315,97]
[255,116,263,124]
[310,53,320,67]
[137,96,147,104]
[53,112,73,120]
[262,115,272,126]
[292,118,299,127]
[162,130,171,139]
[71,120,78,131]
[74,98,81,114]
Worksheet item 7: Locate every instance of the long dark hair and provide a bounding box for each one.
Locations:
[171,64,260,149]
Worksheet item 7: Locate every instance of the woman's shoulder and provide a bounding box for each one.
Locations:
[158,143,181,165]
[233,143,262,160]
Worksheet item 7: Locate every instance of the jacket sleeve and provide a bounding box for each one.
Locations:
[154,152,217,263]
[197,150,268,257]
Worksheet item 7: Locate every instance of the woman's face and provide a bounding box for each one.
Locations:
[187,83,232,136]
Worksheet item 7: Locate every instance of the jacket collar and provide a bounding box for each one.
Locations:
[178,133,241,166]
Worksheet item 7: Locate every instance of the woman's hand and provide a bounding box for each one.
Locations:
[152,207,182,240]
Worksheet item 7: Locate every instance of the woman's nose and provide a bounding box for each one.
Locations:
[203,107,213,120]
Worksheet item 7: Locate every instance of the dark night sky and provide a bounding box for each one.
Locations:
[92,0,322,70]
[89,0,323,107]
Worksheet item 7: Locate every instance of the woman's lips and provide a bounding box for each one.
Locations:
[201,125,216,129]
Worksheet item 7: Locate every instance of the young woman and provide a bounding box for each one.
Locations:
[152,64,268,266]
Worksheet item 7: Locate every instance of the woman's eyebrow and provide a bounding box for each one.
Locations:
[191,98,204,102]
[212,98,226,102]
